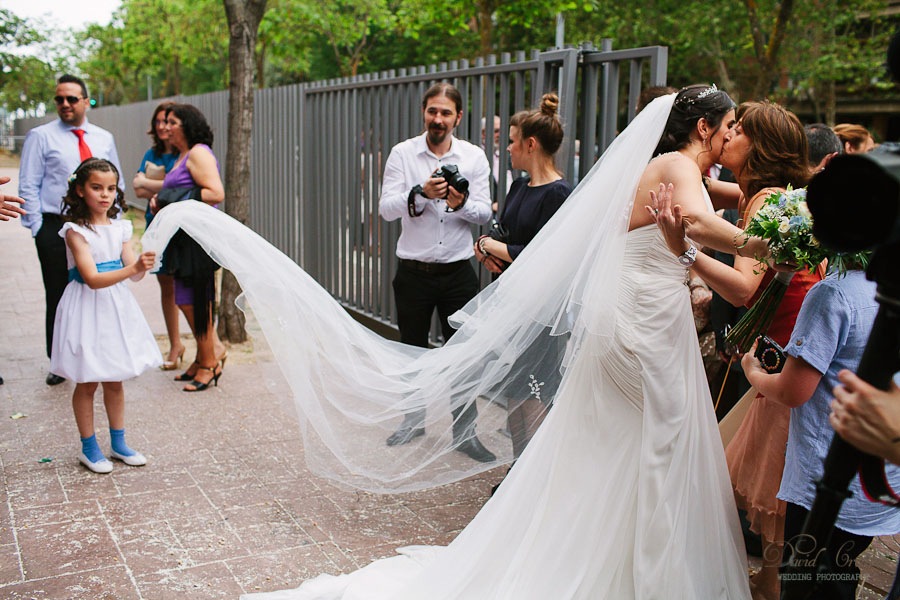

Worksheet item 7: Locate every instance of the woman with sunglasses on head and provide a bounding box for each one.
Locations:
[150,103,227,392]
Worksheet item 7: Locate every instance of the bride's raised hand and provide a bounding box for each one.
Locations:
[648,183,690,255]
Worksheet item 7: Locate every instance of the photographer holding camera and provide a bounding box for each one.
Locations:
[378,82,494,463]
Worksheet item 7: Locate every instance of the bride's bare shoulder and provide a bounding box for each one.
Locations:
[641,152,702,186]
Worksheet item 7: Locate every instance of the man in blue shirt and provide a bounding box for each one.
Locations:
[19,74,123,385]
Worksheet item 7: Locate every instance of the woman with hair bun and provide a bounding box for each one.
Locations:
[151,103,228,392]
[475,93,573,460]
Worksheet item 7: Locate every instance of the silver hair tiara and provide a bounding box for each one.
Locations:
[677,84,719,106]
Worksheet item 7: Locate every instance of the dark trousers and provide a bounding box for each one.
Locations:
[34,214,68,360]
[392,259,480,435]
[782,502,873,599]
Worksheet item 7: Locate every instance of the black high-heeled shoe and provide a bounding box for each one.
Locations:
[174,362,200,382]
[183,364,222,392]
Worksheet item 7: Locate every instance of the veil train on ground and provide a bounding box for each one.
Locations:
[140,96,674,493]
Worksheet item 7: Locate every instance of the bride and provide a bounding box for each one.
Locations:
[144,86,751,599]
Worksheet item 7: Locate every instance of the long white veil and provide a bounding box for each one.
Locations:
[141,94,676,493]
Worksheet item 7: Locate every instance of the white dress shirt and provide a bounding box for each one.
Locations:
[19,117,123,236]
[379,133,491,263]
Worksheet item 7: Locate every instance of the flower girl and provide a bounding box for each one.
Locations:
[50,158,161,473]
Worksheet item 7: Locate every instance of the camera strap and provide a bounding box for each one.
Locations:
[408,185,425,217]
[859,454,900,507]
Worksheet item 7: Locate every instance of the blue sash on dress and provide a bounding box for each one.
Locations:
[68,259,124,283]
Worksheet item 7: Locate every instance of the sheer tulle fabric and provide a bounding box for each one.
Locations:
[141,96,676,493]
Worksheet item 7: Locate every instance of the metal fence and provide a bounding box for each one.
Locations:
[15,40,666,338]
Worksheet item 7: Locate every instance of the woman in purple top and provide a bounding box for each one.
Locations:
[474,93,572,460]
[151,104,227,392]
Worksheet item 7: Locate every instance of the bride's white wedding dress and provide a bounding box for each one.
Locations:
[142,94,750,599]
[238,224,750,600]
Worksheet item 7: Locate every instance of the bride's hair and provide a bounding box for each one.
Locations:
[509,92,564,156]
[653,84,735,157]
[736,101,810,198]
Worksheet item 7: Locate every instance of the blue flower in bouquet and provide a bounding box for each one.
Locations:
[788,215,806,231]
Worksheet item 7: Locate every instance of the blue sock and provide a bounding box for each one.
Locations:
[109,428,136,457]
[80,434,106,463]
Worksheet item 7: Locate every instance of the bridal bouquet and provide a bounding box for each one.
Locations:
[724,186,870,353]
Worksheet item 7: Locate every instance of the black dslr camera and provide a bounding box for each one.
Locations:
[433,164,469,197]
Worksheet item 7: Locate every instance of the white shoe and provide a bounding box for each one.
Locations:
[110,449,147,466]
[78,451,113,473]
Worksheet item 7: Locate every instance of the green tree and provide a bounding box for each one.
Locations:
[0,9,56,112]
[73,0,228,104]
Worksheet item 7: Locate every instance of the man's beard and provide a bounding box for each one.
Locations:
[427,126,448,146]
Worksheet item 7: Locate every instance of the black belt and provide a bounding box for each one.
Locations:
[399,258,468,275]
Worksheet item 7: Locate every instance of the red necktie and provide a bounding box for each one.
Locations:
[72,129,92,162]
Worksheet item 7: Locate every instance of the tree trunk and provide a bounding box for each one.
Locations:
[219,0,267,343]
[255,40,266,89]
[745,0,795,99]
[824,78,836,126]
[476,0,496,56]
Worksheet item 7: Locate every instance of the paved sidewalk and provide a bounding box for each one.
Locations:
[0,167,501,599]
[1,165,897,599]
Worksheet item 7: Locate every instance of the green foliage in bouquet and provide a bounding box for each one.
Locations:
[741,186,870,276]
[724,186,870,353]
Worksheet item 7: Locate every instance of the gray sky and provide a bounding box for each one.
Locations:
[3,0,122,30]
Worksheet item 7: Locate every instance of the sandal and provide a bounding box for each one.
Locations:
[174,361,199,382]
[183,364,222,392]
[161,346,186,371]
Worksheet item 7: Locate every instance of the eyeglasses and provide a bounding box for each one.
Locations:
[54,95,84,105]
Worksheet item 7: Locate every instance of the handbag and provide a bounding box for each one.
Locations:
[158,186,220,336]
[156,185,202,210]
[144,161,166,180]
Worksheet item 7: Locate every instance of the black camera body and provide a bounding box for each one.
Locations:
[807,146,900,253]
[754,335,785,374]
[433,164,469,197]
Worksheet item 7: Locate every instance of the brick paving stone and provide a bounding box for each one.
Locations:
[18,517,122,579]
[135,562,245,599]
[112,520,189,575]
[227,545,342,595]
[0,566,141,600]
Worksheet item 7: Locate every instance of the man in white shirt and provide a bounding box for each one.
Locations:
[379,83,495,462]
[19,74,123,385]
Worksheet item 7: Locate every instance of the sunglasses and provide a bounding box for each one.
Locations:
[54,95,84,105]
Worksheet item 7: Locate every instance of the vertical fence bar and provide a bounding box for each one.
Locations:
[580,59,599,180]
[602,59,620,154]
[627,58,643,124]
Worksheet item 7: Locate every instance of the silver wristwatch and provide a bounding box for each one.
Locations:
[677,244,697,267]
